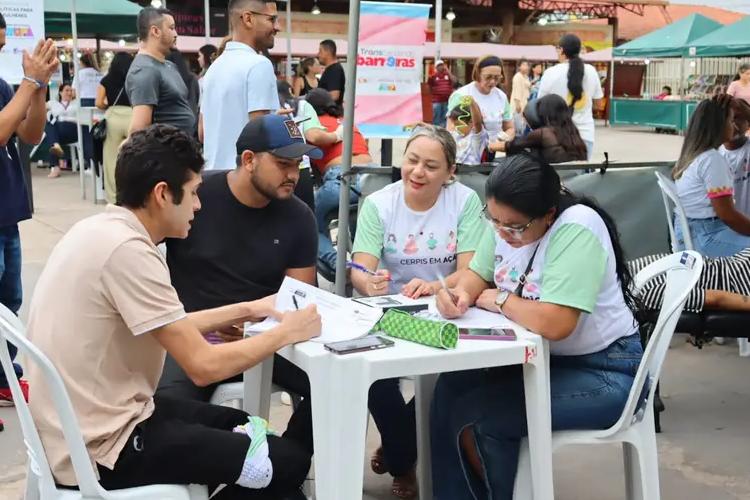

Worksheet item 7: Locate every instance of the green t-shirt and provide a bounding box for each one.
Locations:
[469,204,637,355]
[352,180,484,293]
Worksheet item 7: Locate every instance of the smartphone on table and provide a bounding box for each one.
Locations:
[325,335,395,355]
[458,328,517,341]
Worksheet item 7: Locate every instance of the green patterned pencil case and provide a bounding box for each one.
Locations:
[375,309,458,349]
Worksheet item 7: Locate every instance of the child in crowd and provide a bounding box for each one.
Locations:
[445,94,488,165]
[499,94,587,164]
[719,98,750,215]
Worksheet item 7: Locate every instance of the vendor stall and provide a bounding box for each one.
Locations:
[688,16,750,57]
[609,13,723,132]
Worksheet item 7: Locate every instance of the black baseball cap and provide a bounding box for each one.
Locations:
[236,114,323,159]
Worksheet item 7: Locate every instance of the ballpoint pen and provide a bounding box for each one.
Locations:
[347,261,392,280]
[436,271,458,306]
[292,295,300,310]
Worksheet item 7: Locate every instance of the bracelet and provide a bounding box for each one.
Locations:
[22,76,47,89]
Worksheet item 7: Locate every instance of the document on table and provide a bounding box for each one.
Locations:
[244,277,384,343]
[412,299,514,329]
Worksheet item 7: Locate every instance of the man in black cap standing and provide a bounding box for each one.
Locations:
[159,114,322,454]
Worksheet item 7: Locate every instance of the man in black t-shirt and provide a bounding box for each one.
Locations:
[317,39,345,106]
[158,114,322,453]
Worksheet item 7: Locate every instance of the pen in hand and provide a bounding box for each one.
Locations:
[437,272,458,306]
[292,295,300,310]
[347,261,392,280]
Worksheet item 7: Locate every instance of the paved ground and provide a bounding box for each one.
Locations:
[2,126,750,499]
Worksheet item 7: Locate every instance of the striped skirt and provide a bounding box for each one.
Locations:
[628,249,750,313]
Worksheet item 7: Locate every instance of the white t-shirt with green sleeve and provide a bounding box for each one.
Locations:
[294,100,325,170]
[470,204,637,356]
[352,180,484,294]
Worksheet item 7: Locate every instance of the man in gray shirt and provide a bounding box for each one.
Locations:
[126,7,195,135]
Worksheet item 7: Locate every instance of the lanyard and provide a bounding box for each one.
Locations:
[513,242,540,297]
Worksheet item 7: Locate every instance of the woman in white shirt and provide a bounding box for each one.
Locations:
[431,154,643,499]
[351,125,484,498]
[673,95,750,257]
[451,55,515,159]
[44,82,79,177]
[538,34,603,160]
[72,52,102,107]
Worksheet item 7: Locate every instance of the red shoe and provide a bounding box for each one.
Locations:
[0,379,29,406]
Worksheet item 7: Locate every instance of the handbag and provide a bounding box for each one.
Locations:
[91,87,124,141]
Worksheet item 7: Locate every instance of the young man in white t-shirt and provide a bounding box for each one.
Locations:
[719,98,750,215]
[538,34,603,159]
[200,0,281,170]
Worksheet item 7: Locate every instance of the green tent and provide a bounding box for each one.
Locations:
[688,16,750,57]
[613,13,723,58]
[44,0,141,38]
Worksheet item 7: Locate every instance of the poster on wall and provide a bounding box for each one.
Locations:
[0,0,45,85]
[355,2,431,138]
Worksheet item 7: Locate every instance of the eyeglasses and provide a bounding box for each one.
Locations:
[248,10,279,24]
[482,204,535,238]
[480,73,502,82]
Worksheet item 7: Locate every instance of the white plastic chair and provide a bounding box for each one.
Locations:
[514,251,704,500]
[654,171,694,253]
[0,303,209,500]
[654,171,748,355]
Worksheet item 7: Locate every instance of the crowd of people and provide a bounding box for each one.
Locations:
[3,1,750,499]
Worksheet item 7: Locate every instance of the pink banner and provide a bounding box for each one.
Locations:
[355,2,431,138]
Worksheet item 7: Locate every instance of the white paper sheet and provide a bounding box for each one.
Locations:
[416,300,514,329]
[352,294,433,309]
[245,277,384,343]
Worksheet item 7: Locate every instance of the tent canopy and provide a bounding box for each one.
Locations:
[613,13,723,58]
[44,0,141,38]
[688,16,750,57]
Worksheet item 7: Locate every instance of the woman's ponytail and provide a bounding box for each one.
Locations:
[559,34,584,110]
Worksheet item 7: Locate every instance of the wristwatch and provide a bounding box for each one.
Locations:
[494,290,510,313]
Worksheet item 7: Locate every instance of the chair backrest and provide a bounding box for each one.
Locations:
[654,171,694,252]
[605,251,703,436]
[0,303,108,498]
[567,167,671,259]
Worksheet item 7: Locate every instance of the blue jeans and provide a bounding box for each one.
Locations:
[0,224,23,388]
[314,166,359,273]
[45,120,78,147]
[431,333,642,500]
[368,378,417,476]
[584,140,594,161]
[675,216,750,258]
[433,102,448,128]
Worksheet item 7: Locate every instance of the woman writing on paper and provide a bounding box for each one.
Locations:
[432,154,643,499]
[350,125,485,498]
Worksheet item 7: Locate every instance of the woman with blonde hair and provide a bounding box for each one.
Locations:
[293,57,321,97]
[352,124,484,498]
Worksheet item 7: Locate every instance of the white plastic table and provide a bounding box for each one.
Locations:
[243,320,553,500]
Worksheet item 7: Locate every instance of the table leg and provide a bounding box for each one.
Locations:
[242,357,274,418]
[522,338,554,500]
[415,373,438,500]
[309,358,370,499]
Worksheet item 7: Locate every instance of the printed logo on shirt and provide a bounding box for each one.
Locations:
[284,120,303,139]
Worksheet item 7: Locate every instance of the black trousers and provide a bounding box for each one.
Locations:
[368,378,417,476]
[156,354,313,453]
[97,395,310,500]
